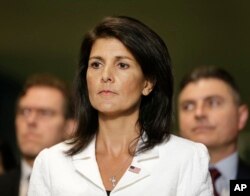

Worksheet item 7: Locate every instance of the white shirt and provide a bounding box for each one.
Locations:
[20,159,32,196]
[28,134,213,196]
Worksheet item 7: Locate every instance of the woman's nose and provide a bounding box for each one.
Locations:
[101,65,114,83]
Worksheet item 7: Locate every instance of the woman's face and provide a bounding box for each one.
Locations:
[86,38,153,117]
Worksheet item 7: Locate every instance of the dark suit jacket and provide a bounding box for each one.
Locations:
[237,159,250,179]
[0,166,21,196]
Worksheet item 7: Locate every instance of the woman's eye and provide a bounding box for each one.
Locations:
[118,63,129,69]
[89,62,101,69]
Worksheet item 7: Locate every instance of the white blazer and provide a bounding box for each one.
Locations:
[28,135,213,196]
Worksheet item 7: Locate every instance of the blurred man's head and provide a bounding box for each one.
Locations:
[178,66,248,163]
[15,74,75,166]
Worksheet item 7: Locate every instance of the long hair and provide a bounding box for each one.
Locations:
[67,16,173,155]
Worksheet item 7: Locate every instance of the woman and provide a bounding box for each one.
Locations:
[28,16,213,196]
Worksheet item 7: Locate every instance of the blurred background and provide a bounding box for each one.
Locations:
[1,0,250,164]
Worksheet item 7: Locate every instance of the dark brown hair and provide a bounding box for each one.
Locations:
[68,16,173,156]
[17,73,74,119]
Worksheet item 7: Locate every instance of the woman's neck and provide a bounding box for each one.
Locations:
[96,114,140,156]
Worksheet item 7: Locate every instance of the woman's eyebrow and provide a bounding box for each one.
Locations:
[89,56,103,61]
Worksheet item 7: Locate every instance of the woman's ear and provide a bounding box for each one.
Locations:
[142,79,155,96]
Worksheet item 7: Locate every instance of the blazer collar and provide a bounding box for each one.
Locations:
[71,136,105,189]
[113,145,159,192]
[135,135,159,161]
[71,135,160,191]
[72,136,96,160]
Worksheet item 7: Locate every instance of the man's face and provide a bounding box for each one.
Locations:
[178,78,248,151]
[16,86,68,162]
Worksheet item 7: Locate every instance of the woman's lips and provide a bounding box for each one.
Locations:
[98,90,117,96]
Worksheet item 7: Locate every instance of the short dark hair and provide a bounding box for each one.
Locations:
[17,74,74,119]
[68,16,173,155]
[179,65,241,104]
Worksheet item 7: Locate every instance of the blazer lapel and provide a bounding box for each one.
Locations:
[113,145,159,192]
[72,138,105,190]
[71,135,160,192]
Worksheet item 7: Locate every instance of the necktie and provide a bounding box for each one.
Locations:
[209,168,221,196]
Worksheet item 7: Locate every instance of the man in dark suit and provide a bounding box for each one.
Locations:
[177,66,250,195]
[0,74,75,196]
[0,168,20,196]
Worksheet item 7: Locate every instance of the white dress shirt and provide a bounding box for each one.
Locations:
[20,159,32,196]
[28,134,213,196]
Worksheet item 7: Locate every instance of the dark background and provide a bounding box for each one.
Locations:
[1,0,250,163]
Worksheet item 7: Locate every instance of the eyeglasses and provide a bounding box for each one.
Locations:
[16,106,59,121]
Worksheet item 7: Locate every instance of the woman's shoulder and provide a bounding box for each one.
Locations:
[167,134,204,145]
[50,140,72,151]
[160,134,209,158]
[37,140,73,160]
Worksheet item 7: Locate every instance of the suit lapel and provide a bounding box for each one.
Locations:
[237,158,250,179]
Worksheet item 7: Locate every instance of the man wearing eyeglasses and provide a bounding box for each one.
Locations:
[0,74,75,196]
